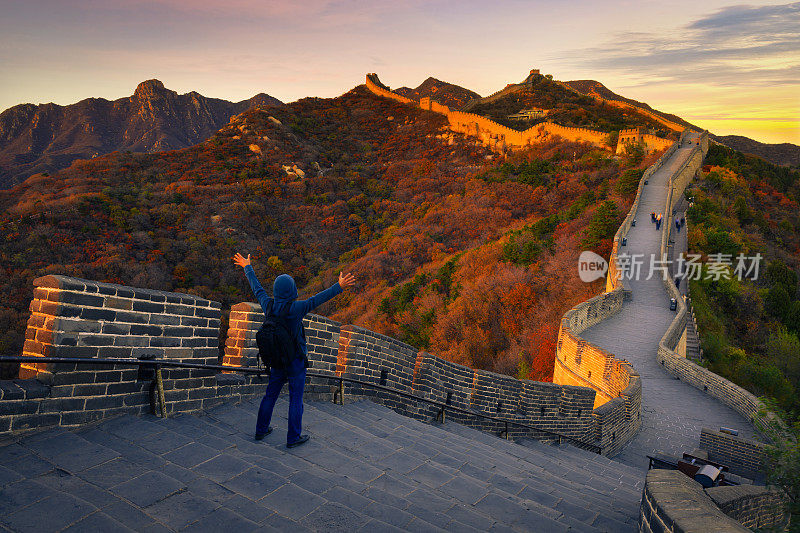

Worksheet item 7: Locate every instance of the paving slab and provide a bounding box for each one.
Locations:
[109,470,186,508]
[181,506,261,533]
[299,501,371,532]
[223,467,287,500]
[2,491,97,531]
[257,482,325,520]
[143,491,219,530]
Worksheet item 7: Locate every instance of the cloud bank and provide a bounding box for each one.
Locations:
[566,2,800,89]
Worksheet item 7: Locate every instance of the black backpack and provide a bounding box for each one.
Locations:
[255,299,297,371]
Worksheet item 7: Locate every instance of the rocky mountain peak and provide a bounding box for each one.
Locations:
[134,79,168,99]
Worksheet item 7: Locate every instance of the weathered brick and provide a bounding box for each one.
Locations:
[60,410,107,426]
[149,314,180,326]
[163,326,193,337]
[73,383,107,396]
[132,301,164,313]
[11,413,60,430]
[130,325,163,336]
[102,323,131,335]
[81,308,116,321]
[60,292,105,307]
[79,335,116,347]
[97,346,134,358]
[195,307,220,318]
[49,346,98,357]
[106,382,143,395]
[38,397,86,413]
[85,395,127,410]
[114,311,149,324]
[150,337,181,348]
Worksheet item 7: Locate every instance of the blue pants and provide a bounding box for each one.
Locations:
[256,357,306,445]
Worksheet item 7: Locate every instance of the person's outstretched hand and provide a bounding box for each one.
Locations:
[338,272,356,289]
[233,253,251,268]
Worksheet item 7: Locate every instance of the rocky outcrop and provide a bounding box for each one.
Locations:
[0,80,282,189]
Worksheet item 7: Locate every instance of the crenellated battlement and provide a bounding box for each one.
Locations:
[4,274,604,449]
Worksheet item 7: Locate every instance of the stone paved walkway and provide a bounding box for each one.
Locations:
[581,134,758,470]
[0,397,644,532]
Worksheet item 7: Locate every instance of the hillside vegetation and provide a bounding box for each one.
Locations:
[686,143,800,419]
[0,84,660,381]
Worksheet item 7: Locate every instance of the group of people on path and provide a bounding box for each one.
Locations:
[650,211,663,230]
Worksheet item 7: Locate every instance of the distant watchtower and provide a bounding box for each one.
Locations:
[616,127,646,154]
[523,69,542,88]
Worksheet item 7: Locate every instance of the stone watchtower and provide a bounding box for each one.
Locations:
[616,127,646,154]
[523,69,541,88]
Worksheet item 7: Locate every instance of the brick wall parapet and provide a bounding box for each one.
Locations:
[699,428,766,481]
[4,275,265,433]
[705,485,789,531]
[222,298,605,448]
[639,469,751,533]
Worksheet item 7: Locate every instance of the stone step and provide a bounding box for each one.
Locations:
[0,397,642,532]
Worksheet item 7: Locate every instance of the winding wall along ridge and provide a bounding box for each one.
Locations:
[551,131,692,455]
[553,78,686,133]
[366,74,610,152]
[653,132,787,443]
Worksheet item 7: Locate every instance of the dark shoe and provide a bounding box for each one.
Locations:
[287,434,310,448]
[255,427,273,441]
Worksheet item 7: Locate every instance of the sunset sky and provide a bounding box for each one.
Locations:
[1,0,798,144]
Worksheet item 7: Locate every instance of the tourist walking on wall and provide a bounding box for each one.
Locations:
[233,252,356,448]
[656,213,662,230]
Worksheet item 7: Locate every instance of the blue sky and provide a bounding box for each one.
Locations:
[1,0,797,143]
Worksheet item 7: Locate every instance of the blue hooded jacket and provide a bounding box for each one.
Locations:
[244,266,342,359]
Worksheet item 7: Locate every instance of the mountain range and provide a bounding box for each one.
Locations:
[2,75,797,191]
[710,135,800,168]
[0,80,282,189]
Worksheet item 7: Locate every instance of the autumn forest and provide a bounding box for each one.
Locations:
[0,84,659,381]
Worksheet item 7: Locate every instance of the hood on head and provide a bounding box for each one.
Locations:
[273,274,298,302]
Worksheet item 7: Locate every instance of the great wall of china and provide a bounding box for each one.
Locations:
[0,74,790,532]
[366,73,610,152]
[365,72,675,155]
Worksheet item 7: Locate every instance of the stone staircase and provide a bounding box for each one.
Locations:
[685,312,702,361]
[0,398,645,532]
